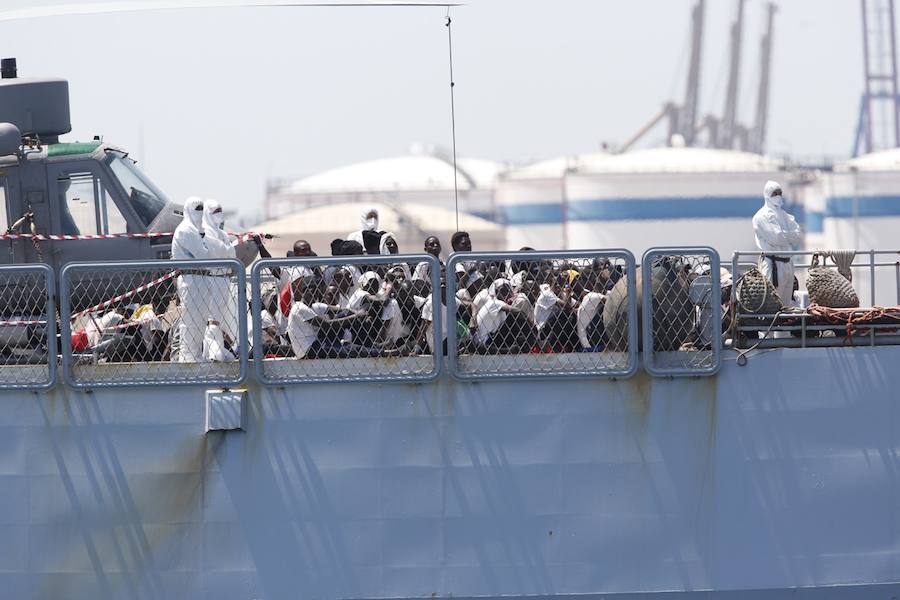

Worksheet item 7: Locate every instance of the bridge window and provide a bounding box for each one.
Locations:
[57,172,128,236]
[58,173,98,236]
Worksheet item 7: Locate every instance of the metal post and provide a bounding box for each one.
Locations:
[895,261,900,304]
[560,170,569,250]
[871,250,877,346]
[871,249,877,306]
[889,0,900,146]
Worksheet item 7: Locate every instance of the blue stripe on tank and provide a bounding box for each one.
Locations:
[499,196,762,225]
[826,195,900,218]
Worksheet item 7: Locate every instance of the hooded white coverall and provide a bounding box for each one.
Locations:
[752,180,802,305]
[202,199,238,348]
[172,197,214,362]
[347,206,379,253]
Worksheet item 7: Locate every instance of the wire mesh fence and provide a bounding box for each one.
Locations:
[0,265,56,389]
[446,250,638,380]
[60,259,247,388]
[251,254,443,384]
[641,247,722,376]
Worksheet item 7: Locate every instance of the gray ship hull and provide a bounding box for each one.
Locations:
[4,346,899,599]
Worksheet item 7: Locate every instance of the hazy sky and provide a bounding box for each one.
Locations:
[2,1,865,221]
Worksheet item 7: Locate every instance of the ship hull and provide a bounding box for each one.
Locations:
[5,346,899,599]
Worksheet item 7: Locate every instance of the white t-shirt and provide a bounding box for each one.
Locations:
[381,298,406,344]
[535,284,562,330]
[86,311,124,346]
[287,301,326,358]
[420,295,447,353]
[472,288,491,318]
[248,309,277,346]
[347,288,372,311]
[474,298,508,345]
[279,265,314,288]
[577,292,605,349]
[413,261,431,282]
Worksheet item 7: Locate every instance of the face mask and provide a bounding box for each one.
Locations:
[365,217,378,231]
[212,210,225,228]
[769,195,783,209]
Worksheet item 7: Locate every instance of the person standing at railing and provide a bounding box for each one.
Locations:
[413,236,443,283]
[171,197,215,363]
[753,180,802,306]
[203,199,238,355]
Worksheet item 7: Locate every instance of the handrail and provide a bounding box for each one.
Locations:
[250,253,443,385]
[445,249,639,381]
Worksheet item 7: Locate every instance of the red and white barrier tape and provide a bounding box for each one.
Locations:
[0,231,264,242]
[72,269,181,319]
[0,318,47,326]
[64,231,260,320]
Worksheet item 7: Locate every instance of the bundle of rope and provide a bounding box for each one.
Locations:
[826,249,856,281]
[806,304,900,339]
[806,250,859,308]
[734,266,784,314]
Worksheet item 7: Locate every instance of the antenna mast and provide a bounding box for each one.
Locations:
[749,3,776,154]
[680,0,705,146]
[718,0,745,150]
[853,0,900,156]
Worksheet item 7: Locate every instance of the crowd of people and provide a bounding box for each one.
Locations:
[70,204,638,364]
[75,176,803,365]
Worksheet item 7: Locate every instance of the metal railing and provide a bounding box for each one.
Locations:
[446,250,639,380]
[730,250,900,348]
[642,247,722,377]
[0,264,57,389]
[250,254,443,384]
[60,259,248,388]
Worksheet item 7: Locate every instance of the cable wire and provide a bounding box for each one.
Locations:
[446,8,460,232]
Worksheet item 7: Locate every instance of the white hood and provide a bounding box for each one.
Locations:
[202,199,236,259]
[763,180,783,209]
[183,196,205,232]
[379,232,398,255]
[171,196,210,260]
[360,206,379,231]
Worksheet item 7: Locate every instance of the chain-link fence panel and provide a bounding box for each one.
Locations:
[641,247,722,376]
[60,259,247,388]
[251,254,442,384]
[0,265,56,389]
[446,250,638,380]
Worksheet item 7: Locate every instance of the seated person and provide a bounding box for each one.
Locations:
[577,273,607,351]
[346,271,403,352]
[287,277,379,359]
[415,282,447,355]
[535,270,578,352]
[470,282,535,354]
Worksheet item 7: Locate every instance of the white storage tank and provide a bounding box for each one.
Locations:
[495,152,611,250]
[821,149,900,305]
[265,151,505,223]
[497,146,786,257]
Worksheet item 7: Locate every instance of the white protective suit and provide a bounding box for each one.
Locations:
[172,197,214,362]
[347,206,379,253]
[203,199,238,346]
[752,180,803,305]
